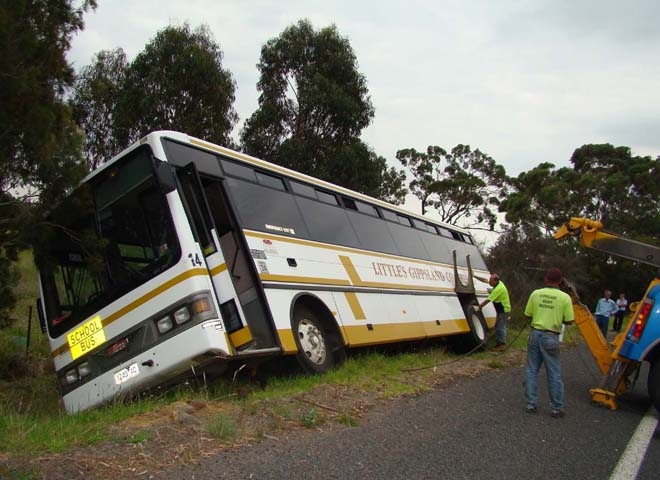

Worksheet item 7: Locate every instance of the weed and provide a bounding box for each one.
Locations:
[206,412,238,441]
[337,413,358,427]
[239,399,259,416]
[126,430,152,444]
[487,360,506,369]
[299,407,322,428]
[0,464,40,480]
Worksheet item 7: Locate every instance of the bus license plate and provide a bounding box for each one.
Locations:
[114,363,140,385]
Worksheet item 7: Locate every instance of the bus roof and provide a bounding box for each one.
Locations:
[83,130,473,236]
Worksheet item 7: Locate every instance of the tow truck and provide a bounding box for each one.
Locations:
[554,217,660,413]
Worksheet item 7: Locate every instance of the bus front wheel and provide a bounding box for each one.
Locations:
[293,305,342,374]
[649,360,660,414]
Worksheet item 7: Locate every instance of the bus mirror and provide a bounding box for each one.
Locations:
[155,160,177,193]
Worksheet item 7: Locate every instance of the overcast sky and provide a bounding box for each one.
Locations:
[68,0,660,179]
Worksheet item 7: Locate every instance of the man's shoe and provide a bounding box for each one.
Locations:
[493,343,506,351]
[525,405,537,414]
[551,410,565,418]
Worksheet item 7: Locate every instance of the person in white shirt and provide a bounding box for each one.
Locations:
[613,293,628,332]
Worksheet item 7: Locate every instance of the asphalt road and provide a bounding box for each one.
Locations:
[162,342,659,480]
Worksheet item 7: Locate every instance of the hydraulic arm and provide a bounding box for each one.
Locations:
[554,217,660,268]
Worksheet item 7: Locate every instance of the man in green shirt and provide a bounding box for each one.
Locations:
[477,273,511,350]
[523,267,574,418]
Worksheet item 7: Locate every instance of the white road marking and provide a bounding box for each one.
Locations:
[609,407,659,480]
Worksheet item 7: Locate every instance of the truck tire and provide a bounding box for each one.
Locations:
[649,360,660,414]
[450,303,488,354]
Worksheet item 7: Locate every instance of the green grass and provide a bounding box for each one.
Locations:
[206,412,238,441]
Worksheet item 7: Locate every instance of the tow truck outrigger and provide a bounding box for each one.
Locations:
[554,217,660,413]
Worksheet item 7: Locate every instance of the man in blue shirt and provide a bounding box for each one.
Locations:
[594,289,617,338]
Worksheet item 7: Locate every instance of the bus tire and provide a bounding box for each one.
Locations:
[292,305,342,374]
[649,360,660,414]
[450,304,488,354]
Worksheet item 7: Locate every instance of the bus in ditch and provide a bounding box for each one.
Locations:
[36,131,496,414]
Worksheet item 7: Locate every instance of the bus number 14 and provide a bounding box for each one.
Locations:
[188,253,203,267]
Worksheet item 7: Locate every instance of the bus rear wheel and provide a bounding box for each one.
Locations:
[293,305,342,374]
[649,360,660,413]
[450,304,488,354]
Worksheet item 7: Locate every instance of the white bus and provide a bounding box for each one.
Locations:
[36,131,495,414]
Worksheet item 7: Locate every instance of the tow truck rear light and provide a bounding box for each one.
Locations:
[630,298,653,342]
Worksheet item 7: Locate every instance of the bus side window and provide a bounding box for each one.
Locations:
[203,182,232,237]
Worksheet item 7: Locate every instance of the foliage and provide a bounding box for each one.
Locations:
[485,225,587,316]
[0,0,96,327]
[396,144,509,229]
[0,254,20,327]
[70,24,238,169]
[241,19,406,203]
[70,48,128,170]
[492,144,660,307]
[501,144,660,237]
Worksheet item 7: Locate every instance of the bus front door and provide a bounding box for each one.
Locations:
[177,164,278,353]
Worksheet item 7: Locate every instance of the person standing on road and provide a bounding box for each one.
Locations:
[594,289,617,338]
[613,293,628,333]
[523,267,574,418]
[476,273,511,350]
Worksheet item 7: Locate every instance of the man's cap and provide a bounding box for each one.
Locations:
[545,267,562,283]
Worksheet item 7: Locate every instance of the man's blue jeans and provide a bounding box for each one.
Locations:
[524,328,564,411]
[495,311,508,344]
[596,315,609,338]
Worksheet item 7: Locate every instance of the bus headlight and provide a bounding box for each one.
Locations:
[63,368,79,385]
[173,306,191,325]
[78,362,92,378]
[154,294,217,335]
[157,316,174,334]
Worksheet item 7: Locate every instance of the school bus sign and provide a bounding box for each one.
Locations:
[67,315,106,360]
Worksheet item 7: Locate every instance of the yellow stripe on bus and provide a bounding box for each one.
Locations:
[52,268,209,358]
[260,273,351,286]
[209,263,227,276]
[277,318,470,354]
[228,325,253,348]
[344,292,366,320]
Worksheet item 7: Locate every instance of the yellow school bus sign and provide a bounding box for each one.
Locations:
[67,315,106,360]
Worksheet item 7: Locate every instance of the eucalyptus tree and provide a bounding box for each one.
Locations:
[396,144,509,230]
[241,19,405,202]
[71,24,238,170]
[70,48,128,170]
[501,144,660,238]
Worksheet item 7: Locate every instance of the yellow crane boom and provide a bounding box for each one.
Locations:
[554,217,660,268]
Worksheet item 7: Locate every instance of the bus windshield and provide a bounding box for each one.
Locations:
[39,147,180,338]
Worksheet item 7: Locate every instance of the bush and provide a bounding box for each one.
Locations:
[0,252,20,329]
